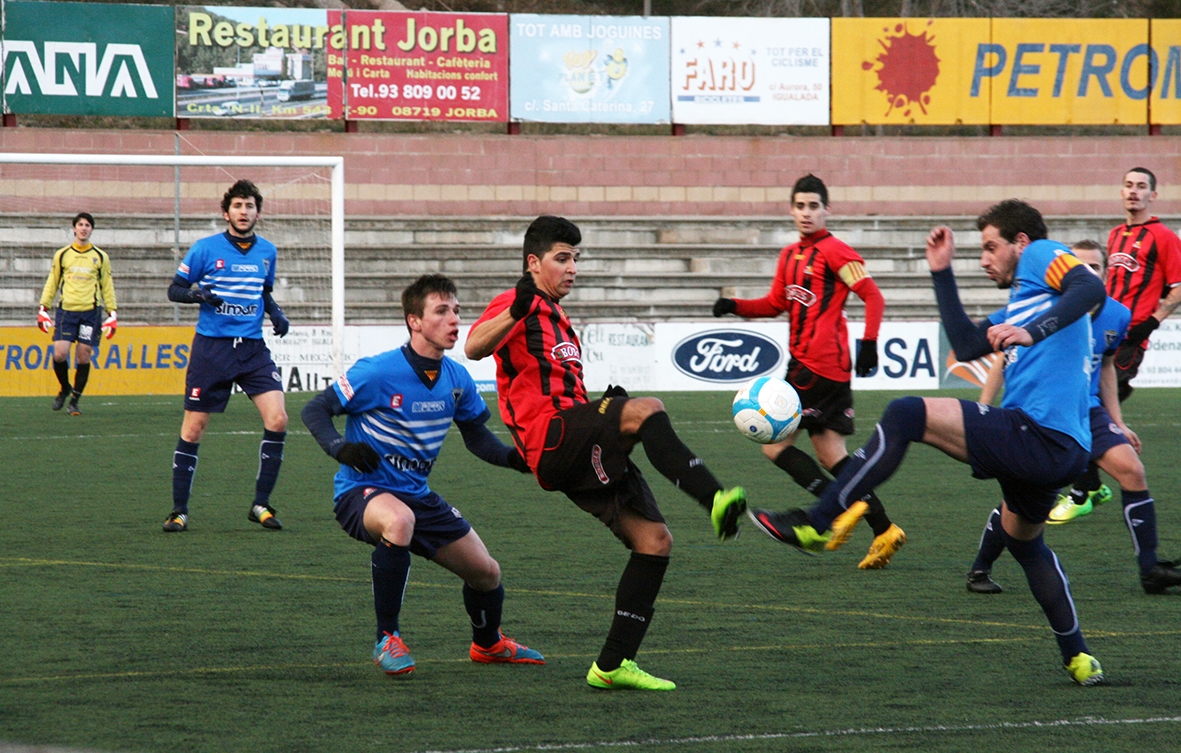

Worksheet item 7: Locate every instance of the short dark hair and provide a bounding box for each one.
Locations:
[1126,167,1157,191]
[72,212,94,228]
[401,273,458,332]
[522,215,581,273]
[1071,238,1105,256]
[791,174,828,207]
[221,179,264,213]
[976,199,1047,243]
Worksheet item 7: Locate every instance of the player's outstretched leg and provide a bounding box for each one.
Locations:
[164,438,199,532]
[1123,489,1181,593]
[465,584,544,664]
[248,429,286,530]
[372,538,415,675]
[587,551,674,690]
[966,506,1005,593]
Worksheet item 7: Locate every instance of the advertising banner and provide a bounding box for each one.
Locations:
[342,10,507,121]
[847,321,941,391]
[4,1,174,117]
[670,16,829,125]
[831,18,990,125]
[509,14,669,124]
[985,19,1149,125]
[1128,319,1181,387]
[176,5,341,119]
[1150,20,1181,125]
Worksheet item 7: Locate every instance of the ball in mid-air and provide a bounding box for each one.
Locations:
[732,376,802,444]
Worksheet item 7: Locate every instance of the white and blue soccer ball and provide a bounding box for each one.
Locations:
[732,376,802,444]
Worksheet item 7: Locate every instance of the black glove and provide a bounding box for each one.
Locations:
[1124,316,1160,346]
[196,285,224,308]
[854,339,878,378]
[270,308,290,337]
[510,274,538,320]
[712,298,737,317]
[335,442,382,473]
[506,448,530,474]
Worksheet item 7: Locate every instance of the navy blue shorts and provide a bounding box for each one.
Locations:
[333,486,472,559]
[960,400,1091,523]
[1089,405,1131,461]
[184,334,282,412]
[53,308,101,347]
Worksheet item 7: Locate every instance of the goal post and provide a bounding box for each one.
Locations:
[0,152,346,378]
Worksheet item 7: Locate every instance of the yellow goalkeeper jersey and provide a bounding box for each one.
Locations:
[39,243,117,313]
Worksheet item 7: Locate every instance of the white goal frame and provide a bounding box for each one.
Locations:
[0,152,346,377]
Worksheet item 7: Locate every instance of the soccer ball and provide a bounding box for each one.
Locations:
[732,376,802,444]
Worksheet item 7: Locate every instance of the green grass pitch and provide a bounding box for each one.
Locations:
[3,389,1181,753]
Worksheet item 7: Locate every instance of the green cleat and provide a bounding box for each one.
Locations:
[586,659,675,691]
[1090,484,1113,507]
[1047,494,1091,525]
[1064,652,1104,686]
[748,508,830,554]
[710,487,747,541]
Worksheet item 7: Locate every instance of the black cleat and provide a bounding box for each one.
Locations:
[967,569,1003,594]
[66,399,81,416]
[249,504,283,530]
[163,511,189,532]
[747,508,830,555]
[1141,562,1181,594]
[52,390,69,411]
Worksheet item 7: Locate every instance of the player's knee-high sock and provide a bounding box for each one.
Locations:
[53,358,71,393]
[72,362,89,397]
[253,429,286,505]
[637,411,721,509]
[1003,529,1088,662]
[171,439,199,514]
[372,538,411,641]
[971,505,1006,572]
[597,552,668,672]
[808,397,926,531]
[463,583,504,648]
[1121,489,1159,575]
[1069,462,1102,502]
[830,456,893,537]
[773,446,830,494]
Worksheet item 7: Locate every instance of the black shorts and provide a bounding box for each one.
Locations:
[53,308,101,347]
[1113,342,1145,401]
[535,397,665,541]
[786,359,855,436]
[184,334,282,413]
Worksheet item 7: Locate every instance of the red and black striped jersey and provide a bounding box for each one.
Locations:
[1106,218,1181,346]
[472,288,588,469]
[732,230,881,383]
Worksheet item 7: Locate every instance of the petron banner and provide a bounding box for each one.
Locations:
[509,14,669,124]
[176,6,341,120]
[342,10,507,122]
[670,16,829,125]
[831,18,990,125]
[3,0,174,117]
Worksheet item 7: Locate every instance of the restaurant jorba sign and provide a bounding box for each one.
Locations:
[3,1,174,116]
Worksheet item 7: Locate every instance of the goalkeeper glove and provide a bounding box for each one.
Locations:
[854,339,878,378]
[712,298,737,317]
[101,311,117,340]
[509,274,538,320]
[1124,316,1159,347]
[603,384,629,398]
[270,308,290,338]
[196,286,224,308]
[335,442,382,473]
[37,306,53,334]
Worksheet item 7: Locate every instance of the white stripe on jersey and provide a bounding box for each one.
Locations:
[1006,294,1052,326]
[361,413,450,452]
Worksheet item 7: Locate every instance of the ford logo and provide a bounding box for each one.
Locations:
[671,330,784,383]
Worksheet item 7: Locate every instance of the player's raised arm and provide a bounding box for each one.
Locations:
[465,274,538,360]
[925,225,956,272]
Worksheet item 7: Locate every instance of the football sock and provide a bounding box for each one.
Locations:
[774,446,830,494]
[809,397,926,531]
[53,358,71,393]
[971,505,1006,572]
[1121,489,1158,575]
[1069,463,1102,502]
[597,552,669,672]
[637,411,722,509]
[372,538,411,641]
[463,583,505,648]
[253,429,286,505]
[72,363,90,396]
[830,456,893,537]
[1003,529,1088,663]
[171,438,200,514]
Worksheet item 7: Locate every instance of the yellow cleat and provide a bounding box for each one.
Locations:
[826,500,869,551]
[858,523,906,569]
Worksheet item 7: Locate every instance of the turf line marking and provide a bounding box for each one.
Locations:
[0,429,315,441]
[412,716,1181,753]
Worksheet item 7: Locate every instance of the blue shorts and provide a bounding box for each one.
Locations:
[333,486,472,559]
[960,401,1090,523]
[184,334,282,412]
[1089,405,1131,462]
[54,308,101,347]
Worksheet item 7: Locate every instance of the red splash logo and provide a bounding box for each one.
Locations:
[862,22,940,117]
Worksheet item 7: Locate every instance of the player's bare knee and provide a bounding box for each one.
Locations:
[468,557,501,591]
[621,397,665,433]
[634,524,672,557]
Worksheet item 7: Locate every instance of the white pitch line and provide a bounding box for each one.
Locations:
[413,715,1181,753]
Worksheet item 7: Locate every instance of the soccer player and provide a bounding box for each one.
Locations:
[750,200,1109,685]
[37,212,117,416]
[465,215,748,691]
[967,241,1181,595]
[713,174,904,569]
[300,274,543,676]
[161,180,290,533]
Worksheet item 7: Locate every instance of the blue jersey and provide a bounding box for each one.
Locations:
[987,240,1093,450]
[331,345,489,500]
[177,232,277,339]
[1087,298,1131,407]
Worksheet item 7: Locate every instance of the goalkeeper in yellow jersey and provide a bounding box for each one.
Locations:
[38,212,117,415]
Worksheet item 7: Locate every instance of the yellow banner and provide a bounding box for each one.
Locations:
[987,19,1148,125]
[1151,20,1181,124]
[0,326,195,396]
[832,18,990,125]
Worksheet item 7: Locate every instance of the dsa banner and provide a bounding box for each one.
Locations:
[343,10,507,121]
[509,14,670,124]
[670,16,829,125]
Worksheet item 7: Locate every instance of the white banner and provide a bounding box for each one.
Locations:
[670,16,830,125]
[1127,318,1181,388]
[847,321,941,391]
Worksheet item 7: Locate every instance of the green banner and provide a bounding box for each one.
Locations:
[4,1,174,116]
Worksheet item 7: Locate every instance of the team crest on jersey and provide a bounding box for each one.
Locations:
[452,387,464,404]
[263,259,270,273]
[551,341,581,364]
[784,285,817,306]
[1104,329,1120,348]
[591,444,610,484]
[1109,252,1140,272]
[390,394,403,408]
[215,259,225,270]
